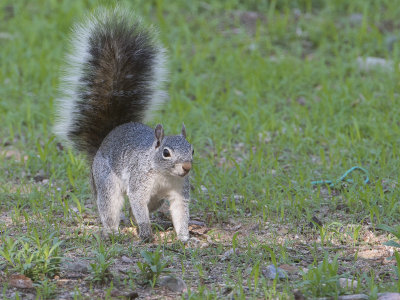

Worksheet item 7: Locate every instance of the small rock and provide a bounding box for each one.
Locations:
[200,242,209,248]
[338,294,368,300]
[250,223,261,231]
[385,35,399,52]
[0,32,14,40]
[221,249,240,261]
[159,276,187,293]
[279,264,299,274]
[378,293,400,300]
[277,227,288,235]
[301,267,309,274]
[244,267,253,276]
[262,264,287,280]
[121,256,133,264]
[348,13,363,25]
[9,274,33,289]
[62,260,89,273]
[186,237,201,248]
[357,57,394,72]
[233,194,244,201]
[339,278,358,290]
[111,290,138,299]
[296,97,306,106]
[189,220,206,227]
[200,185,208,194]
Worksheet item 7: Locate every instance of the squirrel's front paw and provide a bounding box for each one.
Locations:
[138,223,154,243]
[101,228,118,239]
[177,234,190,243]
[140,233,154,243]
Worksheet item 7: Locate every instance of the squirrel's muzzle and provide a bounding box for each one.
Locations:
[182,162,192,173]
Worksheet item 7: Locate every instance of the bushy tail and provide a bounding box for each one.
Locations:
[54,7,168,160]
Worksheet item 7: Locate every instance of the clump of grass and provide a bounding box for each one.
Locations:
[299,254,341,298]
[137,246,171,287]
[0,230,62,281]
[88,234,116,284]
[35,279,57,299]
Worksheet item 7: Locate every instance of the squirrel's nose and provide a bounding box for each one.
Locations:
[182,162,192,172]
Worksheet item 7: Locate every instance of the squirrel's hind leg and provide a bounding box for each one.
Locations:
[93,162,124,236]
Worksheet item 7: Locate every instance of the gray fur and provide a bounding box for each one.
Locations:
[92,122,193,242]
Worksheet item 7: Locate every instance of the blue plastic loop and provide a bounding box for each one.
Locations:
[311,166,369,188]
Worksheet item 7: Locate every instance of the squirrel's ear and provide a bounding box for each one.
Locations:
[181,123,187,138]
[154,124,164,148]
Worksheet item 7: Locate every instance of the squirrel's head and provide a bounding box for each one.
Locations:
[153,123,194,177]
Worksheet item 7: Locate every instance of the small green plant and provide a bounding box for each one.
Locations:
[88,235,115,283]
[250,260,261,297]
[394,252,400,292]
[232,232,239,252]
[137,246,170,287]
[0,231,62,281]
[299,254,341,298]
[377,224,400,248]
[35,279,57,299]
[186,285,218,300]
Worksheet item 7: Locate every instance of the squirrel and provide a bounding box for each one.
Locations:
[54,8,194,243]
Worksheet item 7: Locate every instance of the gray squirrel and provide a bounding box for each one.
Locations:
[54,8,194,243]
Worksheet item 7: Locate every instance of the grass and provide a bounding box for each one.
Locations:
[1,0,400,298]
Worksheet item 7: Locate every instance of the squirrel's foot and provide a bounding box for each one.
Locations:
[138,223,154,243]
[177,234,190,244]
[101,227,118,239]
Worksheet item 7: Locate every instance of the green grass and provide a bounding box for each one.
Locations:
[1,0,400,298]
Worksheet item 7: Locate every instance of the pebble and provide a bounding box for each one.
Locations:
[262,264,287,280]
[385,35,400,51]
[357,57,394,72]
[378,293,400,300]
[61,260,89,273]
[159,276,187,293]
[279,264,299,274]
[348,13,363,25]
[121,256,133,264]
[338,278,358,290]
[221,249,240,261]
[186,237,201,248]
[111,290,138,299]
[200,242,209,248]
[338,294,368,300]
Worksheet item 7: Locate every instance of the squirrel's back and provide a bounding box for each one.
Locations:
[54,7,168,161]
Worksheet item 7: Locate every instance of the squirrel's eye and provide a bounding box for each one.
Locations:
[162,148,171,158]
